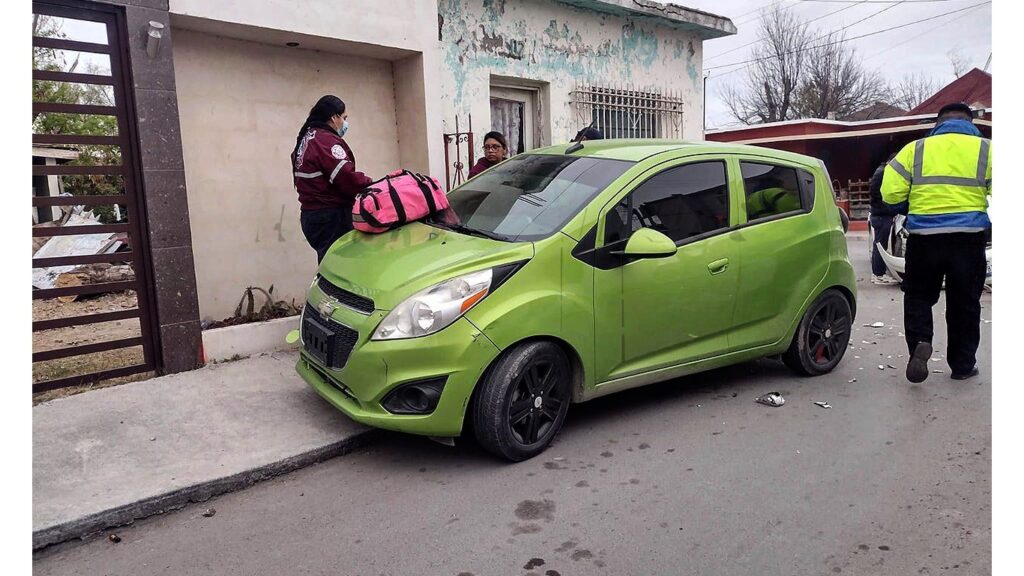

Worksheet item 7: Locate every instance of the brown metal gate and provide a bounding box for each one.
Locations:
[32,1,158,393]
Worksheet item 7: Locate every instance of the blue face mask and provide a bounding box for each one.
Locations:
[338,120,349,138]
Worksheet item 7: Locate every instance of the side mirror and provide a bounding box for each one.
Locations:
[614,228,677,259]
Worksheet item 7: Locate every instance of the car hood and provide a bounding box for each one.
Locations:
[318,222,534,311]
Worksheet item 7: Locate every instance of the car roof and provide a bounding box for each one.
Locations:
[526,139,820,166]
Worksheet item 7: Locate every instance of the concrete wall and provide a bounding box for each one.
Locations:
[438,0,708,158]
[172,29,401,320]
[170,0,445,179]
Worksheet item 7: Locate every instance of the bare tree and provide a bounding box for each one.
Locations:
[947,47,970,78]
[720,4,810,124]
[792,31,890,119]
[888,72,939,111]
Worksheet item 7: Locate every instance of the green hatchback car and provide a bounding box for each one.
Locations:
[296,140,856,461]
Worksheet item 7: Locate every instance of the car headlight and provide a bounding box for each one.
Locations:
[373,269,493,340]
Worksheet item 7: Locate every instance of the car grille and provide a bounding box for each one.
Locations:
[317,275,374,314]
[302,304,359,369]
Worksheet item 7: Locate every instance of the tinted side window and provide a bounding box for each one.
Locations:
[740,162,805,221]
[604,161,730,245]
[798,169,816,210]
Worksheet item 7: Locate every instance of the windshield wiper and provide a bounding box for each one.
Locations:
[438,222,511,242]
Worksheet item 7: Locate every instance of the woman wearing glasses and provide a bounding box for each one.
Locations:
[468,131,508,179]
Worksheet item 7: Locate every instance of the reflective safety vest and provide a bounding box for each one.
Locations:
[881,133,991,234]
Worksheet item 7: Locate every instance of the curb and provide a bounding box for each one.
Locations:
[32,429,379,550]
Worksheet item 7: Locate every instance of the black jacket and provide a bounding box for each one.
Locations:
[869,163,895,217]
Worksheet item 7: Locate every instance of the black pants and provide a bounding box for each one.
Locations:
[902,232,987,374]
[300,206,353,264]
[869,214,894,276]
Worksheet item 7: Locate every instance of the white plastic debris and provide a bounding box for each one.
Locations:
[848,378,857,383]
[878,365,885,370]
[871,322,885,328]
[755,392,785,407]
[814,401,833,409]
[933,369,944,374]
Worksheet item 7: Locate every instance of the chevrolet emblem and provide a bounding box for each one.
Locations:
[317,297,337,319]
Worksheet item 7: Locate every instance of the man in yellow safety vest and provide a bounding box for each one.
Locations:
[881,102,991,383]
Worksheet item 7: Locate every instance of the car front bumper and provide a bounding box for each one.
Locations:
[295,304,502,437]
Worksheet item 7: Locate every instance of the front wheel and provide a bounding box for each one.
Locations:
[782,289,852,376]
[471,341,571,461]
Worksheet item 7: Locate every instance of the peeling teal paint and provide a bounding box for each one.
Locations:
[620,22,658,69]
[439,0,701,133]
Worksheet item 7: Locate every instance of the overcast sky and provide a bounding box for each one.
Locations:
[662,0,992,129]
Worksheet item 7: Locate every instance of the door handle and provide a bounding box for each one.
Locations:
[707,258,729,275]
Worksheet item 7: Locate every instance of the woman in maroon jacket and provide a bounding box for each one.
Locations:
[291,95,373,263]
[467,131,508,179]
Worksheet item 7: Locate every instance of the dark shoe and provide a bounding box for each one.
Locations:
[906,342,933,383]
[951,367,980,380]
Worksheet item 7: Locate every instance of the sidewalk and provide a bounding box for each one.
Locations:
[32,350,371,549]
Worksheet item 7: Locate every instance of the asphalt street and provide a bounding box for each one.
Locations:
[35,235,992,576]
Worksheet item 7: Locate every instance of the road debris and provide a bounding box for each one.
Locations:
[848,378,857,383]
[108,534,121,543]
[755,392,785,407]
[814,401,833,409]
[202,508,216,518]
[864,322,885,328]
[886,364,897,369]
[878,365,885,370]
[933,369,944,374]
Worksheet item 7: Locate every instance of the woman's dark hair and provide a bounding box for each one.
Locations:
[291,95,346,167]
[483,131,507,150]
[573,126,604,142]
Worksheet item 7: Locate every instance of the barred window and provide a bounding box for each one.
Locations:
[570,83,685,140]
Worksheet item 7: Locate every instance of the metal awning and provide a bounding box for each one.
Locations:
[733,119,993,146]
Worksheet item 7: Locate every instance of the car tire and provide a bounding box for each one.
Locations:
[782,289,852,376]
[471,341,572,462]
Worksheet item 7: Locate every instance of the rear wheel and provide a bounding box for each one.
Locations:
[472,341,571,462]
[782,289,852,376]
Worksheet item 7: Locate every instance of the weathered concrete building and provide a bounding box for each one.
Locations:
[31,0,735,384]
[439,0,734,163]
[169,0,733,323]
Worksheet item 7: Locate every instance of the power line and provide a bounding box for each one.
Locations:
[800,1,961,3]
[707,0,990,78]
[729,0,793,26]
[708,0,905,71]
[862,1,988,61]
[706,0,870,62]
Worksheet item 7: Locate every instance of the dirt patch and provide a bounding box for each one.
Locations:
[33,291,150,398]
[203,307,298,329]
[515,499,556,523]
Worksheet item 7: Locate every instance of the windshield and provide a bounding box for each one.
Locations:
[428,154,634,242]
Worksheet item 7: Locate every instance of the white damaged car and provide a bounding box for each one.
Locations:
[870,209,992,290]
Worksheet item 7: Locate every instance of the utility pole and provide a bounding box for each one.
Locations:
[983,52,992,72]
[703,71,710,135]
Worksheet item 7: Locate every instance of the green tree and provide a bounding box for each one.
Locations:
[33,15,122,223]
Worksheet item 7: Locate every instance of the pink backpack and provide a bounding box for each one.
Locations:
[352,170,449,234]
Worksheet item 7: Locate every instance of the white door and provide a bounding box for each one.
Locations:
[490,86,536,155]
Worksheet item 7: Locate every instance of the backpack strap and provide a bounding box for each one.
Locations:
[356,193,386,229]
[406,171,437,214]
[386,178,407,223]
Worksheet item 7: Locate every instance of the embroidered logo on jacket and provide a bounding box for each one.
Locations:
[331,144,347,160]
[295,129,315,169]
